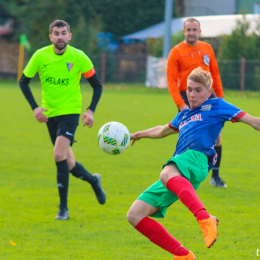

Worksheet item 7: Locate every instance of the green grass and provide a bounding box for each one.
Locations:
[1,81,260,259]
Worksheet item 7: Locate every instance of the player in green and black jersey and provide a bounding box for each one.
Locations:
[19,20,106,220]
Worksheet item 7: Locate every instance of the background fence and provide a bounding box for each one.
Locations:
[218,59,260,91]
[1,51,260,91]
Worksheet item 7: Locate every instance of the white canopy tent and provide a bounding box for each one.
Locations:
[122,14,260,40]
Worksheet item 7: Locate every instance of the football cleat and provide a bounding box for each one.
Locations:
[173,251,196,260]
[55,208,69,220]
[198,215,219,248]
[92,174,106,205]
[210,176,227,188]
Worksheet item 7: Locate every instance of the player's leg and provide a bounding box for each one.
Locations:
[210,134,227,187]
[66,146,76,170]
[53,135,71,220]
[127,200,195,259]
[160,164,210,220]
[47,114,80,220]
[67,147,106,204]
[160,151,219,248]
[207,93,226,188]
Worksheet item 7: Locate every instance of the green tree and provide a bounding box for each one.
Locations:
[146,30,185,57]
[218,17,260,60]
[1,0,179,67]
[91,0,166,37]
[218,16,260,90]
[1,0,170,46]
[1,0,103,55]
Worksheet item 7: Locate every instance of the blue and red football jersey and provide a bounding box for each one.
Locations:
[168,98,246,170]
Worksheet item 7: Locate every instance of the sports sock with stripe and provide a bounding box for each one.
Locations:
[70,161,98,186]
[56,159,69,210]
[212,145,222,178]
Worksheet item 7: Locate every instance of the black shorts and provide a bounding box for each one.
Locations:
[46,114,80,146]
[178,91,216,112]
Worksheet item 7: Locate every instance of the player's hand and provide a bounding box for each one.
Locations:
[130,133,141,146]
[82,109,94,128]
[33,107,48,123]
[179,104,189,111]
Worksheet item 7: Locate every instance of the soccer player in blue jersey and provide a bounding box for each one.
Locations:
[127,67,260,259]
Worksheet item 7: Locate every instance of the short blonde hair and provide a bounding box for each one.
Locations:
[187,67,213,89]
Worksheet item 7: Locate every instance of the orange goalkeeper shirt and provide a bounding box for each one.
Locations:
[167,41,224,109]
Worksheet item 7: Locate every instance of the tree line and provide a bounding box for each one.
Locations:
[0,0,166,54]
[1,2,260,62]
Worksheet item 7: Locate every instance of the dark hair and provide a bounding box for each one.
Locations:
[183,18,200,29]
[49,20,70,34]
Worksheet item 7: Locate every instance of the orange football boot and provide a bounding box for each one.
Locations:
[173,251,196,260]
[198,215,219,248]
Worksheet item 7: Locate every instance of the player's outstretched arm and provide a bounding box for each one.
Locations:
[130,124,178,145]
[237,113,260,130]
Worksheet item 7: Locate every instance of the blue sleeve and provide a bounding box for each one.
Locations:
[218,99,244,121]
[170,112,181,129]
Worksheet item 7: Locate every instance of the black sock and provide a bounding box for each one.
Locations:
[212,145,222,178]
[70,162,97,186]
[56,160,69,210]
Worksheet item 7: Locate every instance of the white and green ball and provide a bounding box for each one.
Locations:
[97,122,130,155]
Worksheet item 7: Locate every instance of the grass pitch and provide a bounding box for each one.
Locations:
[0,81,260,259]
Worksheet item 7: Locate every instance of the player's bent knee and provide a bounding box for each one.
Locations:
[160,171,176,186]
[53,151,67,162]
[126,210,133,225]
[160,164,182,186]
[159,172,169,186]
[126,209,140,227]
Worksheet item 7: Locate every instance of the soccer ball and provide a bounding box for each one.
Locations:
[97,122,130,155]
